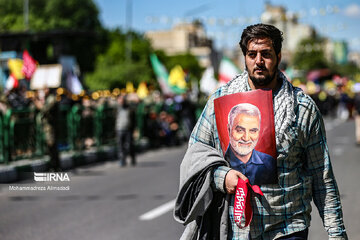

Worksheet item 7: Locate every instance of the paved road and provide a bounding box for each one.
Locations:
[0,118,359,240]
[0,146,186,240]
[309,118,360,239]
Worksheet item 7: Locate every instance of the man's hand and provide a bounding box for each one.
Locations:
[224,170,247,194]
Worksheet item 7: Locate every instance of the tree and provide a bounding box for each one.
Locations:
[291,37,329,72]
[0,0,101,32]
[329,62,360,79]
[84,29,154,90]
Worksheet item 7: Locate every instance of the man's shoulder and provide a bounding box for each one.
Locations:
[292,86,320,114]
[208,72,248,100]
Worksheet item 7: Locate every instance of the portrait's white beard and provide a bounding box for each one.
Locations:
[230,138,258,156]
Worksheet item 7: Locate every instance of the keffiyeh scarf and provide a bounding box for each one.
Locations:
[226,70,297,146]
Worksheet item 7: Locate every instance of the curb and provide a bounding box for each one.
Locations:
[0,146,117,183]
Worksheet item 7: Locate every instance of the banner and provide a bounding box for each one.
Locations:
[214,90,277,186]
[234,178,263,228]
[30,64,62,89]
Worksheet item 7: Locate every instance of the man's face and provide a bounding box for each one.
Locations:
[245,38,280,88]
[229,113,260,156]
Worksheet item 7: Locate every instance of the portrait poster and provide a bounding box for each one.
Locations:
[214,89,277,185]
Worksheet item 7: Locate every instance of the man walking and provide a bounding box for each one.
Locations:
[174,24,347,239]
[115,94,136,167]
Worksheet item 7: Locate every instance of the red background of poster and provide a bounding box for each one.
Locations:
[214,89,277,159]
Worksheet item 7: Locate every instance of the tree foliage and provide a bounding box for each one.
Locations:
[0,0,103,72]
[292,37,329,72]
[329,62,360,79]
[84,29,154,90]
[85,28,203,91]
[0,0,101,31]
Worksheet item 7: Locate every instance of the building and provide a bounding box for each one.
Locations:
[145,21,215,67]
[348,51,360,68]
[261,3,316,64]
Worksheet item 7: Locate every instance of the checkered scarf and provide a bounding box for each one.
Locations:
[227,70,296,146]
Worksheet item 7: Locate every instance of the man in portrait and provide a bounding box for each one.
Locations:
[226,103,277,185]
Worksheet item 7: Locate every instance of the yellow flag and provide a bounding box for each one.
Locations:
[324,80,336,92]
[126,82,135,93]
[8,59,24,79]
[169,65,187,89]
[137,82,149,99]
[306,81,317,95]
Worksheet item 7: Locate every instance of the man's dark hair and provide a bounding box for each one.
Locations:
[239,24,283,56]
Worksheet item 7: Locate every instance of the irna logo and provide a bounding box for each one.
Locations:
[34,172,70,182]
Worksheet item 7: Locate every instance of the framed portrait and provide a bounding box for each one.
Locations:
[214,89,277,185]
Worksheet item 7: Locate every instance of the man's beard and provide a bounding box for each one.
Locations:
[246,62,278,87]
[230,138,258,156]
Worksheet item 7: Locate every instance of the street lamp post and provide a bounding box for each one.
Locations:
[126,0,133,62]
[24,0,29,30]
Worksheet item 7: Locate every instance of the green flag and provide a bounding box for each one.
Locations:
[149,53,186,95]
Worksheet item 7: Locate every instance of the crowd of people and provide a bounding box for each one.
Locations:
[0,83,199,168]
[0,64,359,169]
[289,75,360,120]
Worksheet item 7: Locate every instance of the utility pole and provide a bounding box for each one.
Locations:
[24,0,29,30]
[126,0,133,61]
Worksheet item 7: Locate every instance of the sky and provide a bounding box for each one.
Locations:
[93,0,360,52]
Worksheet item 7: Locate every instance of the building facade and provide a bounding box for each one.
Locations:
[261,3,316,64]
[145,21,215,67]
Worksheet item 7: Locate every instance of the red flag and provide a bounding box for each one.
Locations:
[6,74,19,90]
[22,50,37,80]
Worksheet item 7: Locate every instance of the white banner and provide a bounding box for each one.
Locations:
[30,64,62,90]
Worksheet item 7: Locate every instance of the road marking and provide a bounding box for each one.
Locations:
[139,199,175,221]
